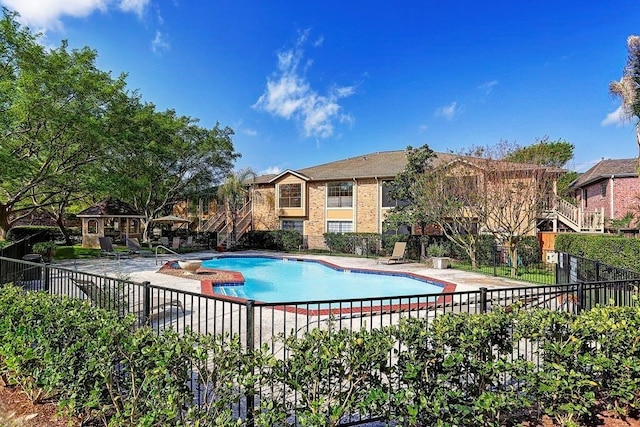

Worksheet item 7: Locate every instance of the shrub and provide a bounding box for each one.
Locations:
[31,241,57,262]
[517,235,541,266]
[555,234,640,272]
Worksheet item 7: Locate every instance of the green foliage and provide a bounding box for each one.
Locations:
[448,234,496,265]
[52,245,101,259]
[4,283,640,426]
[517,235,541,266]
[426,243,447,257]
[243,230,303,251]
[323,232,381,255]
[555,233,640,272]
[386,144,438,232]
[31,241,57,261]
[259,323,394,427]
[6,226,62,242]
[503,137,575,168]
[0,285,263,426]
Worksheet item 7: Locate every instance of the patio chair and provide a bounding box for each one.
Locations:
[99,236,127,259]
[126,237,154,257]
[379,241,407,264]
[171,237,182,252]
[72,277,183,315]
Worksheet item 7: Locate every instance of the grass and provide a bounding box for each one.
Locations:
[452,261,557,286]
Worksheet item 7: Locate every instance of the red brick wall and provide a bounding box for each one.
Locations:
[578,177,640,222]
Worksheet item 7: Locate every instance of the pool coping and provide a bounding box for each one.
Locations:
[198,254,457,316]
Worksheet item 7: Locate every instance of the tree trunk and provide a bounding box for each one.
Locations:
[55,216,72,246]
[0,205,10,241]
[508,244,519,278]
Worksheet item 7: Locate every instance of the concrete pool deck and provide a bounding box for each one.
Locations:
[54,249,532,294]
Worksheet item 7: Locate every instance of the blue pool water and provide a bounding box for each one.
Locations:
[201,256,443,303]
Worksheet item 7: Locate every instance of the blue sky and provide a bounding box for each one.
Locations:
[4,0,640,174]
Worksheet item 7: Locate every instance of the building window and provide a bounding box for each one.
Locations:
[87,219,98,234]
[583,188,588,207]
[279,183,302,208]
[129,219,138,233]
[282,220,303,233]
[382,181,409,208]
[600,181,607,197]
[327,182,353,208]
[327,221,353,233]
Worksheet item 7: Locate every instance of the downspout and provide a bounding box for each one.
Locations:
[375,177,379,233]
[352,177,357,232]
[610,175,615,220]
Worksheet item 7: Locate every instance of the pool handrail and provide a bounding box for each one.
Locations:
[154,245,184,265]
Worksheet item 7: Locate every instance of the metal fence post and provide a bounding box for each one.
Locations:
[576,282,584,313]
[245,299,255,427]
[143,281,151,324]
[594,261,600,282]
[493,249,498,277]
[43,263,50,292]
[479,287,488,313]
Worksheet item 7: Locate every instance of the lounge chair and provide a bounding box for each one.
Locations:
[99,236,127,259]
[379,241,407,264]
[72,277,183,315]
[171,237,182,252]
[126,237,153,256]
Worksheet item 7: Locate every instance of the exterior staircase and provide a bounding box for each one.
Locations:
[201,201,252,248]
[547,196,605,233]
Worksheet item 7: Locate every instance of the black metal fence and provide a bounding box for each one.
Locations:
[1,253,639,425]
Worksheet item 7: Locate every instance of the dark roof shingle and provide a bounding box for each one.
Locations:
[570,158,638,189]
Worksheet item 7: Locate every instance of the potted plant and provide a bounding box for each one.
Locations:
[31,241,57,262]
[427,243,449,269]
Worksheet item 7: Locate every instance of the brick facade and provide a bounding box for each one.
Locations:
[578,176,640,225]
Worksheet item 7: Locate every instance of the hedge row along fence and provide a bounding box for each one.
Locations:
[555,233,640,273]
[2,284,640,427]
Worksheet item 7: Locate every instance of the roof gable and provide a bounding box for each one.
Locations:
[570,158,638,189]
[77,197,144,217]
[268,169,310,183]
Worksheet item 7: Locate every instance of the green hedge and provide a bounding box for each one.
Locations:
[242,230,303,252]
[3,284,640,426]
[555,233,640,272]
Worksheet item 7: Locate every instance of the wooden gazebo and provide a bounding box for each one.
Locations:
[76,197,145,248]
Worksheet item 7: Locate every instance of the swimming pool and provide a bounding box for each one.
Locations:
[201,256,444,303]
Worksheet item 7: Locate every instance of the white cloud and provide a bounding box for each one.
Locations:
[118,0,149,17]
[254,30,355,138]
[151,30,170,54]
[601,105,625,127]
[242,128,257,136]
[435,101,459,121]
[261,166,282,175]
[479,80,498,95]
[0,0,149,30]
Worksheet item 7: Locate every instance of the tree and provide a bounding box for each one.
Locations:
[610,35,640,157]
[217,168,256,248]
[422,161,487,269]
[101,94,239,241]
[384,145,437,258]
[467,144,562,277]
[503,137,574,168]
[0,10,126,240]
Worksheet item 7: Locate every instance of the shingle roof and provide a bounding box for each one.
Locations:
[77,197,144,217]
[253,149,563,183]
[570,158,638,189]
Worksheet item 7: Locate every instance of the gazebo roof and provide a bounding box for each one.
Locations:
[76,197,144,218]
